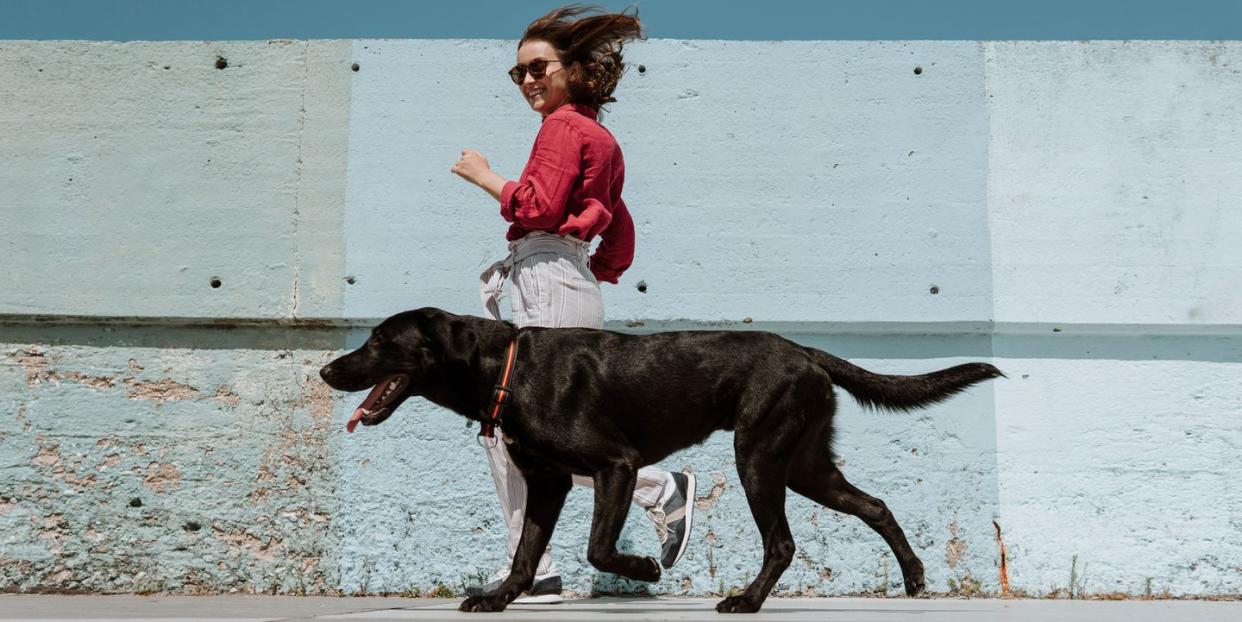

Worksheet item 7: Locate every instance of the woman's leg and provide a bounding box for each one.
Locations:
[570,467,668,508]
[484,430,556,577]
[488,438,668,567]
[482,248,689,577]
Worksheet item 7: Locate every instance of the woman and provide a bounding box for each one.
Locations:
[451,5,695,604]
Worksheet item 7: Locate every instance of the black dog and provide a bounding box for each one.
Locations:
[319,308,1002,613]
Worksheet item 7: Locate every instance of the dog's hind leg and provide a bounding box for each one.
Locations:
[585,457,663,583]
[788,449,926,597]
[459,470,572,613]
[716,436,799,614]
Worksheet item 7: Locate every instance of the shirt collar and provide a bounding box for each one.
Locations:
[543,102,598,122]
[570,103,599,120]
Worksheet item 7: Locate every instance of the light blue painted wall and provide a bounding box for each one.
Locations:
[986,42,1242,326]
[343,40,991,324]
[0,40,352,320]
[2,40,1239,598]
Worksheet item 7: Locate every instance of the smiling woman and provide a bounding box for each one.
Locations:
[446,4,701,607]
[510,50,567,114]
[512,7,639,115]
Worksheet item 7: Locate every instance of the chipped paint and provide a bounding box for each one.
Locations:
[142,463,182,493]
[694,473,727,510]
[946,522,967,568]
[9,348,55,386]
[212,527,284,562]
[31,441,60,468]
[125,378,201,402]
[215,385,242,407]
[1,333,345,594]
[6,348,257,411]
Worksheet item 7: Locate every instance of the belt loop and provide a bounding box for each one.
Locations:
[482,233,592,321]
[479,255,514,321]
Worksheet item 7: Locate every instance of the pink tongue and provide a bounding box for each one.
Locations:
[347,408,366,433]
[346,377,394,433]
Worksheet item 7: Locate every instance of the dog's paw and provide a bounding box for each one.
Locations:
[904,561,926,597]
[635,556,661,582]
[715,594,762,614]
[905,578,927,598]
[458,595,507,613]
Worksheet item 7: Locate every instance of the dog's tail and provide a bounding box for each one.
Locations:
[808,348,1004,412]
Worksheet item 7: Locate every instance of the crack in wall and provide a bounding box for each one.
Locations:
[288,39,311,320]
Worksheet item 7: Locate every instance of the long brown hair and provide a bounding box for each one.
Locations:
[520,4,645,112]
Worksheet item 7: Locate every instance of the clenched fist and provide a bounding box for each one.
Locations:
[451,149,491,186]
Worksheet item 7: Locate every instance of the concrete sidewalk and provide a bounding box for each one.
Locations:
[1,595,1240,622]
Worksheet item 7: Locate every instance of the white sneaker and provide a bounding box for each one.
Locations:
[647,471,696,569]
[464,570,563,604]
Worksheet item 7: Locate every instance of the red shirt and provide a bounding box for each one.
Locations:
[499,103,635,284]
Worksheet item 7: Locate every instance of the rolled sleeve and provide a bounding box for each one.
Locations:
[588,200,635,284]
[498,119,582,230]
[499,181,521,222]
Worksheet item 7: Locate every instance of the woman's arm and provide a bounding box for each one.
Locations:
[498,119,583,229]
[452,150,508,201]
[453,119,583,229]
[588,199,635,284]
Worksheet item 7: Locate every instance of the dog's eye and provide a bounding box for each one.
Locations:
[368,335,382,347]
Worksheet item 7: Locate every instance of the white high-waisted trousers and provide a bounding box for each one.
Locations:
[479,232,669,576]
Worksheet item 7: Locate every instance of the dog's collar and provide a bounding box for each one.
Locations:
[480,337,519,441]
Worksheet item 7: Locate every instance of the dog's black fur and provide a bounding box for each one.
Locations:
[320,308,1003,613]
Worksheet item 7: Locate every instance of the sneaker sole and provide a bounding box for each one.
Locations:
[666,471,696,569]
[512,593,563,605]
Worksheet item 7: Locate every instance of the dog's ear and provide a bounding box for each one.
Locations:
[414,309,476,360]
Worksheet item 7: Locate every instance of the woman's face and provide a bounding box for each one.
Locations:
[516,40,571,117]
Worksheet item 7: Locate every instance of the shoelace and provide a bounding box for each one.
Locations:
[646,506,670,544]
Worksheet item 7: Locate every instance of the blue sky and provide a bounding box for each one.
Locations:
[3,0,1241,40]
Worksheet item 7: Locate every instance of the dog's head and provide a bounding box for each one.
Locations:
[319,307,467,432]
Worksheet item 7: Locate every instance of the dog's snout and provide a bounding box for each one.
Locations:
[319,358,371,392]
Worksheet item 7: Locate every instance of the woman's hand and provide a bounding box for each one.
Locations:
[452,148,508,201]
[452,149,491,186]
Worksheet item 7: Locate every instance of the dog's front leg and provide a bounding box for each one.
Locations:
[459,469,572,613]
[585,460,662,582]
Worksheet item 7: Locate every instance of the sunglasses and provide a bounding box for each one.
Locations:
[508,59,564,85]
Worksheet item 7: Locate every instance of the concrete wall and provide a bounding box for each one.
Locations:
[1,40,1238,598]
